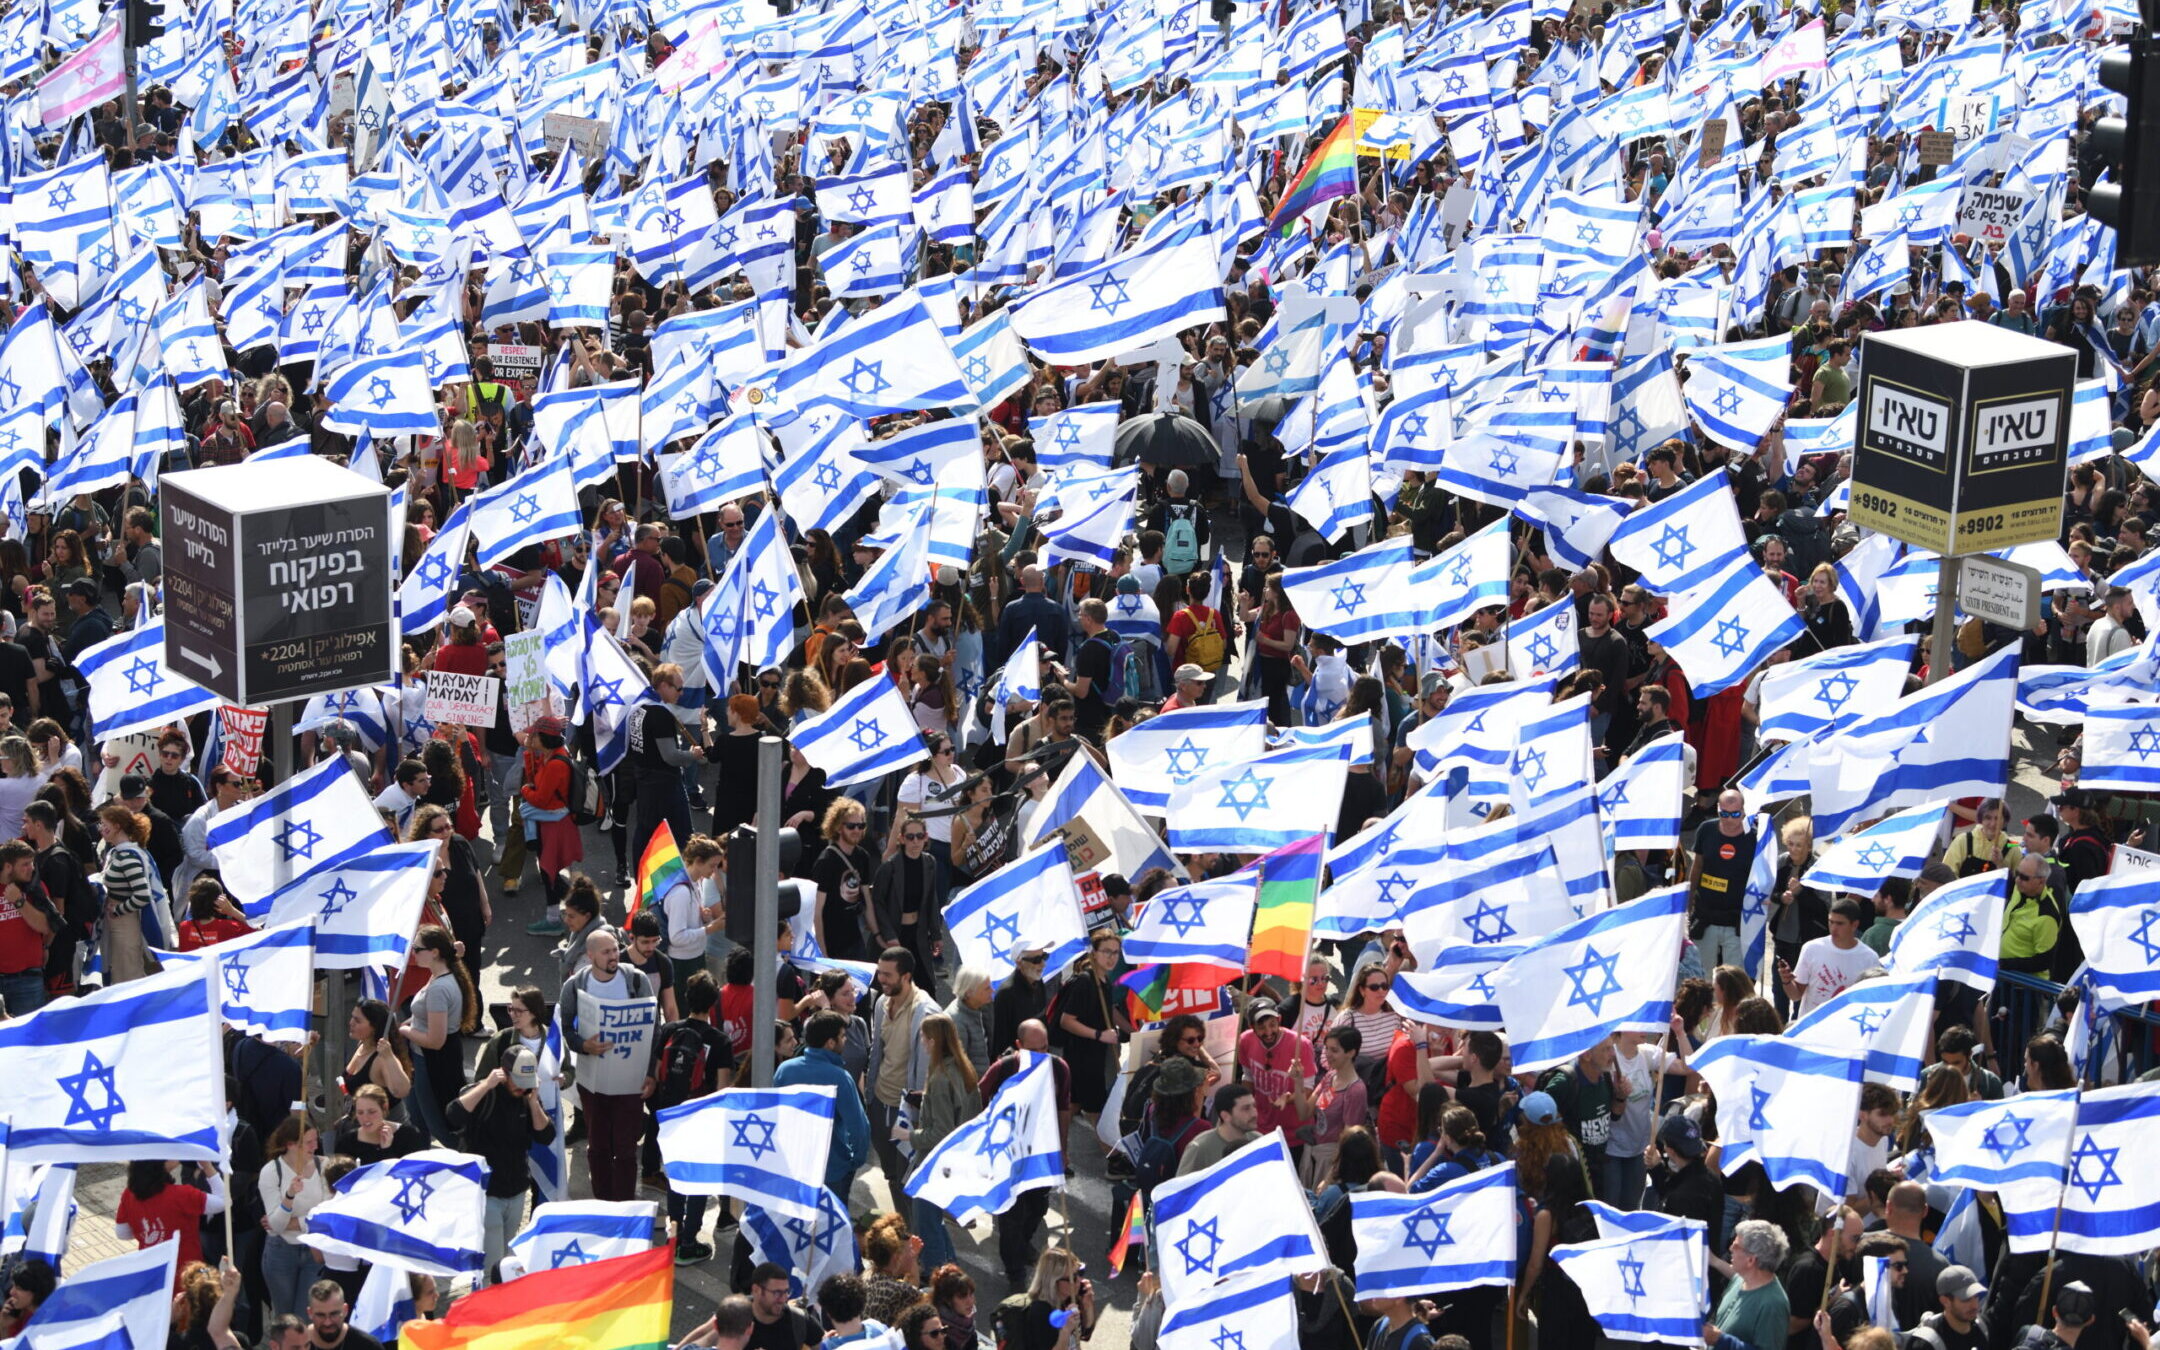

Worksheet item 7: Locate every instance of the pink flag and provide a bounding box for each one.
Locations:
[1754,18,1827,87]
[39,21,124,126]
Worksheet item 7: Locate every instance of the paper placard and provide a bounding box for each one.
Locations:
[502,630,559,735]
[220,705,269,777]
[1916,131,1956,167]
[1956,187,2033,249]
[2111,844,2160,874]
[575,990,659,1095]
[97,732,158,800]
[424,671,500,728]
[1697,116,1728,168]
[541,113,612,158]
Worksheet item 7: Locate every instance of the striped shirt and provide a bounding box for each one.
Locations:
[100,843,156,916]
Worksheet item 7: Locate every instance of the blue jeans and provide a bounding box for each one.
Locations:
[0,970,44,1018]
[260,1238,319,1320]
[668,1188,708,1244]
[914,1195,958,1272]
[1603,1153,1646,1210]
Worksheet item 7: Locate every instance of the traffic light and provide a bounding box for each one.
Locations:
[2090,37,2160,269]
[125,0,166,46]
[724,825,805,946]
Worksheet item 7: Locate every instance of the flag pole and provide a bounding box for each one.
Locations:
[2036,1086,2081,1320]
[1504,1280,1518,1350]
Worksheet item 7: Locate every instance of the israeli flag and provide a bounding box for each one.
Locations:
[1350,1161,1518,1299]
[0,966,222,1164]
[1401,827,1571,955]
[2,1158,77,1269]
[256,842,436,970]
[582,629,654,777]
[944,842,1091,982]
[739,1186,856,1301]
[1680,333,1793,454]
[1925,1088,2077,1204]
[1803,800,1952,897]
[2078,702,2160,791]
[1148,1131,1328,1312]
[1123,876,1258,970]
[1165,743,1353,853]
[543,246,613,326]
[704,506,805,681]
[350,1263,415,1348]
[76,620,220,741]
[154,920,314,1043]
[5,1239,177,1350]
[1598,732,1685,853]
[951,309,1033,410]
[1518,486,1629,572]
[1007,220,1226,365]
[1934,1188,1984,1270]
[397,501,472,634]
[660,413,765,518]
[1782,972,1939,1091]
[1549,1215,1706,1344]
[790,674,925,788]
[1319,804,1448,942]
[1371,383,1452,475]
[469,453,581,568]
[1492,885,1687,1073]
[1511,692,1596,814]
[905,1049,1063,1224]
[849,415,978,489]
[1419,517,1515,631]
[2002,1082,2160,1256]
[1287,443,1373,543]
[1279,535,1423,643]
[656,1085,836,1225]
[1386,943,1519,1030]
[505,1199,657,1275]
[1756,635,1919,744]
[1605,471,1750,598]
[1886,870,2005,994]
[208,755,396,906]
[1405,675,1556,795]
[1809,646,2018,838]
[804,290,976,417]
[819,221,913,298]
[1156,1272,1297,1350]
[1105,698,1269,811]
[308,1149,489,1278]
[320,347,441,437]
[1508,598,1579,679]
[2068,870,2160,1011]
[1647,554,1805,697]
[1692,1036,1866,1196]
[1041,465,1140,571]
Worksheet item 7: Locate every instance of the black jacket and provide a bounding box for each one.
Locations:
[446,1085,556,1197]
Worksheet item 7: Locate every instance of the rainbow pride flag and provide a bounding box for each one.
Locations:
[628,819,685,924]
[1267,114,1358,234]
[1246,833,1325,981]
[1107,1191,1147,1274]
[403,1243,674,1350]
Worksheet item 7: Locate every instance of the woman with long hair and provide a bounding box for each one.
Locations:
[891,730,967,901]
[1053,931,1131,1116]
[1253,577,1301,726]
[0,736,41,842]
[1012,1248,1096,1350]
[335,1083,425,1165]
[97,802,162,982]
[412,803,487,990]
[1329,958,1403,1081]
[339,996,413,1107]
[420,738,479,840]
[909,1013,981,1272]
[861,1212,925,1325]
[775,743,834,839]
[1520,1156,1602,1347]
[1899,1064,1969,1154]
[709,694,768,836]
[1709,965,1757,1039]
[518,720,583,931]
[40,529,86,589]
[811,798,876,962]
[1292,1024,1369,1186]
[948,775,1011,886]
[27,717,78,780]
[115,1160,225,1274]
[256,1111,326,1318]
[398,924,476,1145]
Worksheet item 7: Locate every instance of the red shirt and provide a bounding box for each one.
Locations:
[115,1183,208,1279]
[177,917,254,951]
[719,983,754,1059]
[1376,1028,1422,1150]
[0,884,46,973]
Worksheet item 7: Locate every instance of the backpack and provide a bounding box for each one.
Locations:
[1097,633,1142,702]
[1130,1117,1184,1197]
[555,751,600,826]
[990,1293,1034,1350]
[1182,607,1226,673]
[1774,508,1831,577]
[651,1022,711,1108]
[1164,512,1201,575]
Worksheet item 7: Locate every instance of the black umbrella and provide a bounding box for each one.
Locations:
[1115,412,1220,468]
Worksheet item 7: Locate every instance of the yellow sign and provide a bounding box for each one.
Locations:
[1352,107,1416,161]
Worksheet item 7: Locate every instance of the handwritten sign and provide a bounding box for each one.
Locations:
[220,705,269,777]
[575,990,658,1095]
[1956,187,2033,249]
[425,671,500,728]
[502,630,559,735]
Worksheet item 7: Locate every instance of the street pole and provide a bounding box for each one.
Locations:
[750,734,782,1087]
[121,28,138,152]
[1927,554,1959,686]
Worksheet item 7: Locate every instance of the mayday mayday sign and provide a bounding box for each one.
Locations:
[162,458,397,706]
[1847,322,2076,555]
[424,671,501,727]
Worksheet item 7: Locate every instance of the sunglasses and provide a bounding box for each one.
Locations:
[1363,982,1387,991]
[902,832,927,842]
[841,821,866,830]
[160,750,183,759]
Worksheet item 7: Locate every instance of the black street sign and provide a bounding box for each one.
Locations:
[161,478,242,703]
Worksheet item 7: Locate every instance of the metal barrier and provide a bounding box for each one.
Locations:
[1992,969,2160,1081]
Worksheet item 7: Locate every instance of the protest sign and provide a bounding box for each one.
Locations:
[575,991,658,1095]
[502,630,558,734]
[425,671,500,728]
[220,706,268,777]
[1957,187,2033,249]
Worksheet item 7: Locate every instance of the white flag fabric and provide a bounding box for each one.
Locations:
[1646,552,1806,698]
[306,1149,491,1277]
[2068,869,2160,1011]
[1507,596,1580,679]
[1278,535,1424,643]
[0,966,222,1163]
[1549,1214,1707,1344]
[656,1085,836,1224]
[1122,875,1258,971]
[1401,826,1570,957]
[1755,636,1919,744]
[504,1199,658,1277]
[943,842,1091,982]
[2003,1082,2160,1256]
[1924,1087,2077,1204]
[1605,470,1750,595]
[1885,870,2005,993]
[1007,220,1226,364]
[1105,698,1269,810]
[1782,973,1938,1091]
[1691,1035,1866,1196]
[1165,743,1352,853]
[1492,885,1687,1073]
[206,755,395,904]
[1156,1272,1298,1350]
[153,920,315,1044]
[1598,731,1686,854]
[2078,702,2160,791]
[903,1049,1063,1224]
[257,842,436,971]
[4,1238,175,1350]
[1809,645,2018,837]
[790,675,927,787]
[1349,1161,1518,1299]
[77,620,221,741]
[1802,800,1952,896]
[1148,1131,1327,1312]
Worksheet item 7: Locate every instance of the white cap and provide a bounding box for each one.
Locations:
[448,604,477,628]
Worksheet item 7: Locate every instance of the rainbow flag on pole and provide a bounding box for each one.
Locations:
[1246,833,1325,981]
[1106,1190,1147,1274]
[1267,114,1358,234]
[627,819,685,924]
[403,1243,674,1350]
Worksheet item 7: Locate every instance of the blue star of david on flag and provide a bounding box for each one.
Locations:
[1710,618,1750,658]
[1157,890,1212,937]
[275,820,323,861]
[1465,899,1517,944]
[2067,1135,2122,1202]
[1516,746,1549,792]
[1330,578,1368,612]
[1650,524,1694,572]
[222,959,251,999]
[1088,275,1132,315]
[2131,910,2160,964]
[813,461,843,492]
[123,656,162,696]
[1934,912,1978,945]
[1817,672,1860,712]
[1599,779,1631,813]
[974,1104,1019,1164]
[550,1239,593,1268]
[838,358,890,399]
[1175,1217,1222,1275]
[733,1113,779,1160]
[1563,944,1623,1015]
[1526,633,1559,669]
[509,493,541,524]
[1163,737,1210,778]
[317,879,359,920]
[2129,727,2160,761]
[848,718,887,753]
[1374,871,1415,909]
[1848,1006,1887,1036]
[1617,1253,1648,1298]
[1215,768,1272,821]
[60,1050,125,1130]
[1402,1209,1455,1259]
[1853,842,1898,871]
[367,376,396,408]
[749,581,782,620]
[977,909,1021,953]
[1747,1084,1773,1131]
[589,677,627,710]
[1979,1112,2032,1163]
[391,1173,434,1222]
[1488,446,1520,476]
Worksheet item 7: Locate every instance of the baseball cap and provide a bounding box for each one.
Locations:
[1657,1112,1706,1159]
[117,773,150,799]
[65,577,98,603]
[692,578,715,599]
[1155,1054,1204,1097]
[1937,1266,1986,1301]
[1248,998,1282,1024]
[505,1046,539,1090]
[1519,1091,1560,1126]
[1173,663,1206,685]
[1116,574,1142,594]
[448,604,477,629]
[531,715,567,736]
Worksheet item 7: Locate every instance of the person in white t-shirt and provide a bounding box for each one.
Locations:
[1779,896,1883,1016]
[1845,1081,1901,1201]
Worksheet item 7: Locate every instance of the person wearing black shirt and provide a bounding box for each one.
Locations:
[147,734,207,825]
[743,1263,821,1350]
[647,971,736,1262]
[1577,595,1634,757]
[1687,791,1757,973]
[117,775,185,890]
[0,633,33,722]
[811,800,876,964]
[445,1047,557,1283]
[1070,599,1115,742]
[625,664,702,869]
